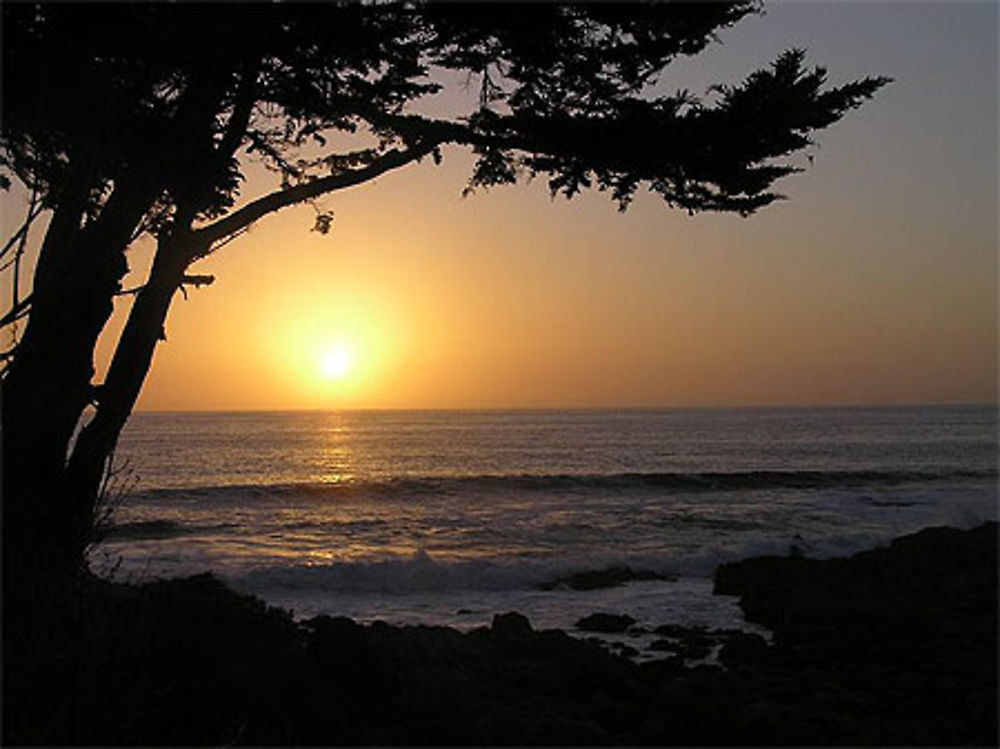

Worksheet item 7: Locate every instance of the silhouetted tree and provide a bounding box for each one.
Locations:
[0,2,888,609]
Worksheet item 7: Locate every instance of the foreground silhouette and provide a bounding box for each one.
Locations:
[5,523,994,745]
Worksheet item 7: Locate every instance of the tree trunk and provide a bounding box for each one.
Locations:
[66,229,205,532]
[3,68,242,613]
[1,175,158,615]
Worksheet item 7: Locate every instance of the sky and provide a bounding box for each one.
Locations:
[3,1,998,411]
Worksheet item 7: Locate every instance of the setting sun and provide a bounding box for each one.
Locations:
[320,344,354,380]
[241,278,403,406]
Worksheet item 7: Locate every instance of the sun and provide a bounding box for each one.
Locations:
[319,344,354,380]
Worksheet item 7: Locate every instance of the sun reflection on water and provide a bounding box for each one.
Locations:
[317,414,356,484]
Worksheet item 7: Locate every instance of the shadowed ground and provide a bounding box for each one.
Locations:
[4,522,996,745]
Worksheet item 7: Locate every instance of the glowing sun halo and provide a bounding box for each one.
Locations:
[320,345,353,380]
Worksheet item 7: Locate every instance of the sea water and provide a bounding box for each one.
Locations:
[95,406,998,649]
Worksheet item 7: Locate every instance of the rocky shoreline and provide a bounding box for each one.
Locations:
[5,522,996,745]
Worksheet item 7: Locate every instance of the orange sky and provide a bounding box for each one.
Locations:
[4,3,998,411]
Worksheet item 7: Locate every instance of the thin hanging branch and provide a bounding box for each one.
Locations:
[0,253,22,274]
[10,190,39,341]
[215,64,260,163]
[0,194,44,262]
[181,274,214,286]
[0,293,32,329]
[0,330,22,359]
[1,189,41,349]
[178,274,214,300]
[114,284,145,297]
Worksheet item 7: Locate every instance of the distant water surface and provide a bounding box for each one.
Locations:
[99,406,998,650]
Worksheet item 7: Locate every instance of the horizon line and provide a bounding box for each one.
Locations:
[130,401,998,415]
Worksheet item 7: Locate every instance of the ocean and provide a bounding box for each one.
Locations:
[95,405,998,652]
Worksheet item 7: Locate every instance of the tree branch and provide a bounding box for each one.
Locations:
[0,197,44,262]
[193,138,442,250]
[0,341,21,363]
[0,294,32,328]
[247,130,302,182]
[216,65,259,162]
[10,189,39,333]
[181,274,214,287]
[178,274,214,301]
[206,223,252,254]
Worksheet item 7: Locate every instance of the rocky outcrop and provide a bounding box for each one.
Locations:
[5,523,995,746]
[575,612,637,633]
[713,522,998,745]
[539,566,676,591]
[715,522,997,649]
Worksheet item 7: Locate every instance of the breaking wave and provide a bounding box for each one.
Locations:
[133,468,997,504]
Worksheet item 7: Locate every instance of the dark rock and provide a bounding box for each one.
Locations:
[648,639,679,653]
[614,643,640,658]
[539,565,677,591]
[718,632,770,670]
[678,640,713,661]
[487,611,535,658]
[709,627,743,638]
[649,625,716,660]
[736,699,796,743]
[715,521,998,649]
[713,521,998,745]
[638,655,687,681]
[575,612,637,633]
[653,623,704,638]
[491,611,533,640]
[7,523,994,747]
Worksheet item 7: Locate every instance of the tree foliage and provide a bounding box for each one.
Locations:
[0,2,889,596]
